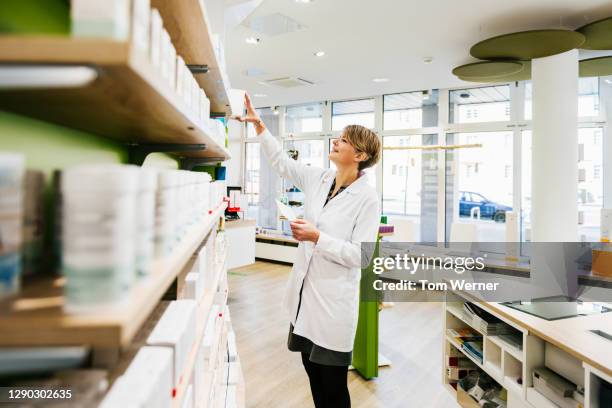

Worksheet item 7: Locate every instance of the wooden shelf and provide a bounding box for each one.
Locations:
[0,202,228,348]
[0,36,230,161]
[151,0,231,113]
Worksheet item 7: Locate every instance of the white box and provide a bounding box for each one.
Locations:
[183,70,193,111]
[167,44,177,90]
[71,0,129,40]
[149,9,162,69]
[201,305,221,371]
[100,347,173,408]
[214,384,228,408]
[99,376,144,408]
[160,29,172,82]
[184,272,203,300]
[176,56,186,96]
[228,89,246,117]
[225,385,238,408]
[227,330,238,363]
[192,80,201,116]
[182,384,194,408]
[147,300,197,387]
[131,0,150,52]
[200,92,210,121]
[227,361,242,385]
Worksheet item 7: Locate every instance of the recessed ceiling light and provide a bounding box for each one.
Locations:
[372,78,390,83]
[295,0,313,3]
[253,93,267,97]
[245,37,260,45]
[314,51,325,57]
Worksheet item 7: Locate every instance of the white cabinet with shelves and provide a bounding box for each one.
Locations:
[443,291,609,408]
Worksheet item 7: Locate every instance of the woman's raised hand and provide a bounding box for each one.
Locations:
[231,93,266,134]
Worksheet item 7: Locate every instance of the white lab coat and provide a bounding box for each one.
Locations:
[260,130,380,352]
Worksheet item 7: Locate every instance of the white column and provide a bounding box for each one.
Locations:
[531,49,579,242]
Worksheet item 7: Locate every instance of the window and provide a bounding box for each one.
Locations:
[449,85,510,124]
[285,102,324,133]
[445,132,514,245]
[578,127,604,241]
[246,107,280,138]
[244,142,261,208]
[244,107,281,229]
[382,134,438,242]
[524,77,600,120]
[383,90,439,130]
[280,139,326,231]
[332,98,375,130]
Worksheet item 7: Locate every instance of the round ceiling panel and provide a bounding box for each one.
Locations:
[579,56,612,77]
[470,29,585,60]
[457,61,532,83]
[577,17,612,50]
[452,61,524,79]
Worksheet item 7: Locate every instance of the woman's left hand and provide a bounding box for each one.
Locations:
[290,219,320,243]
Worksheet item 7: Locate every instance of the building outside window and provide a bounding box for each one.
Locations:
[449,85,511,124]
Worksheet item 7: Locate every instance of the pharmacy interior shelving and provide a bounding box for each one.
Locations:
[443,291,612,408]
[0,202,228,348]
[0,36,231,162]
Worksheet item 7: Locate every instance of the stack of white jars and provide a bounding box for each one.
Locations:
[61,164,139,313]
[0,153,25,299]
[136,168,158,278]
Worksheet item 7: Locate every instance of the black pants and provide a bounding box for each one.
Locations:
[301,352,351,408]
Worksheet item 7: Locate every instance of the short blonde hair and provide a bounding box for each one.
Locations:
[343,125,381,171]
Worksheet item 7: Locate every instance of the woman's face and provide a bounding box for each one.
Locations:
[329,134,362,169]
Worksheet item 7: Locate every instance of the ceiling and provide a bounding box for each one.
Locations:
[225,0,612,108]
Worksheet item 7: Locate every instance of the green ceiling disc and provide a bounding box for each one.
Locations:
[457,61,532,83]
[577,17,612,50]
[579,56,612,77]
[470,29,585,60]
[452,61,524,79]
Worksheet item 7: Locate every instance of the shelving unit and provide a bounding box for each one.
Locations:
[0,202,227,348]
[0,1,243,406]
[172,255,228,408]
[443,290,611,408]
[150,0,231,113]
[0,36,231,161]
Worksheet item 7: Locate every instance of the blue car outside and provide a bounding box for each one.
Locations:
[459,191,512,222]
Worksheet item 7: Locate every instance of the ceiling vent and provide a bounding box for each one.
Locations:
[244,13,306,36]
[264,77,314,88]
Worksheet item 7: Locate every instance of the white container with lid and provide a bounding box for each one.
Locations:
[61,164,139,313]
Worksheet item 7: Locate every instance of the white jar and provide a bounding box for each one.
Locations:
[136,168,157,278]
[61,164,139,313]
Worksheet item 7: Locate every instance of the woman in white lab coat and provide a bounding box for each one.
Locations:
[234,94,381,408]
